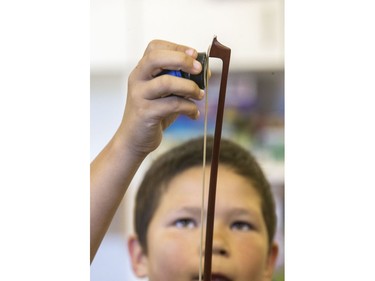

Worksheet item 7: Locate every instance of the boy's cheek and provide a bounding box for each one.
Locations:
[147,234,200,279]
[234,240,274,280]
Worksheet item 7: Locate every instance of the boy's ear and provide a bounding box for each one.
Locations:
[263,242,279,281]
[128,235,148,278]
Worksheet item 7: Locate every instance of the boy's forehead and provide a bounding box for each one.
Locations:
[161,165,262,209]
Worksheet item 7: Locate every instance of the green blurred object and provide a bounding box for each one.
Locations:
[273,267,284,281]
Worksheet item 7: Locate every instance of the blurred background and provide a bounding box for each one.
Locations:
[91,0,284,280]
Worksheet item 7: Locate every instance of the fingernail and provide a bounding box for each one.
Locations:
[200,89,205,99]
[195,110,200,119]
[193,60,202,71]
[185,49,195,56]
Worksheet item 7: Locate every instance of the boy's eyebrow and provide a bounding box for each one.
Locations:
[174,206,203,216]
[219,207,262,220]
[228,207,256,215]
[226,207,263,225]
[174,206,260,218]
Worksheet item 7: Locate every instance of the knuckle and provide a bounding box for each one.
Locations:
[147,39,161,52]
[169,96,182,112]
[143,51,159,68]
[157,75,172,92]
[143,51,154,64]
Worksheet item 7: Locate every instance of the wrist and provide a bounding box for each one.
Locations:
[111,129,149,165]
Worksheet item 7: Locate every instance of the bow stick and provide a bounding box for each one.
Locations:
[159,36,230,281]
[203,36,231,281]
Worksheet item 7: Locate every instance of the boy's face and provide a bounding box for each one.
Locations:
[128,165,278,281]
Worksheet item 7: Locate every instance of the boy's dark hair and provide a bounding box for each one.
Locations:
[134,136,277,253]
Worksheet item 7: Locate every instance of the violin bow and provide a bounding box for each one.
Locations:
[202,36,231,281]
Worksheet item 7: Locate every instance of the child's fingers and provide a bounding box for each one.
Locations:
[142,74,205,101]
[144,39,198,58]
[136,49,202,79]
[147,95,201,121]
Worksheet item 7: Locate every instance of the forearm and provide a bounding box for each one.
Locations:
[90,133,145,263]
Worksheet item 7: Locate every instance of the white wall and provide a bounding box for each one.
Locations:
[91,0,284,74]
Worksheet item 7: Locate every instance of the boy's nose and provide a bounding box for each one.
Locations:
[199,224,229,257]
[212,246,228,256]
[201,241,229,257]
[211,230,229,257]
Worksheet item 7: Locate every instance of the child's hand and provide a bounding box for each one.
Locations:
[118,40,205,157]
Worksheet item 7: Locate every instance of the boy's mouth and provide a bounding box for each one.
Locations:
[211,274,232,281]
[192,274,232,281]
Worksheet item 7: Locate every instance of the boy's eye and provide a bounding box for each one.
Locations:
[231,221,254,231]
[173,218,197,229]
